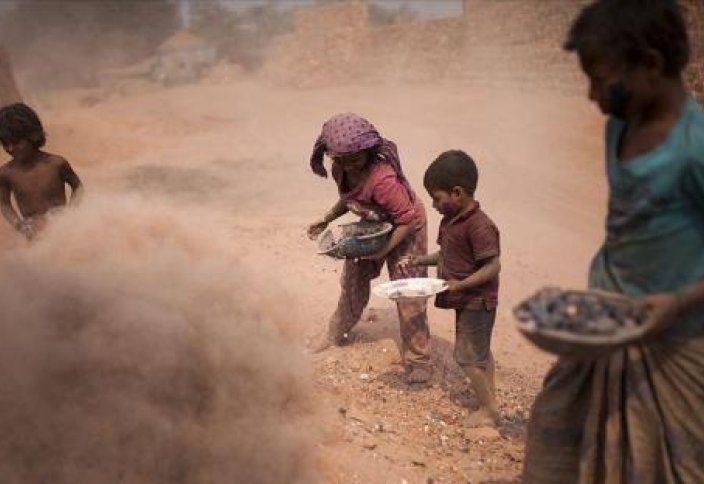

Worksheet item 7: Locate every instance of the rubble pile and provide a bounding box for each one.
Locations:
[261,2,464,88]
[684,0,704,102]
[260,0,588,92]
[260,0,703,98]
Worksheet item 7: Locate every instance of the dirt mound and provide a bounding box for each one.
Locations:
[259,0,704,98]
[259,0,588,92]
[260,3,464,88]
[684,0,704,101]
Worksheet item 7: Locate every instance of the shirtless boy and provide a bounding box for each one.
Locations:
[0,103,82,239]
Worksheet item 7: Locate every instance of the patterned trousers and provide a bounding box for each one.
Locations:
[328,223,430,368]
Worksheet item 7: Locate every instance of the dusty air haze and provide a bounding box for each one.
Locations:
[0,1,702,482]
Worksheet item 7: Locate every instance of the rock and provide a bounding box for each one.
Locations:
[465,427,501,442]
[505,451,523,462]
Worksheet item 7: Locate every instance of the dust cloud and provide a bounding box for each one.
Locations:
[5,1,700,482]
[0,195,317,484]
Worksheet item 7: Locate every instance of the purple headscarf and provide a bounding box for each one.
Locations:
[309,113,414,197]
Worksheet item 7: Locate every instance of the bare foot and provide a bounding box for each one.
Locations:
[306,332,353,354]
[308,335,334,354]
[466,407,499,428]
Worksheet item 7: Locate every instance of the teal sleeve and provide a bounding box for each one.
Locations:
[683,156,704,213]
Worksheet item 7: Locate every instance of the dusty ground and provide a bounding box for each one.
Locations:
[2,76,607,482]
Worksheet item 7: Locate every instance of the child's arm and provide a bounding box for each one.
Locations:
[324,199,349,222]
[367,223,411,260]
[308,199,348,239]
[60,159,82,204]
[651,154,704,331]
[642,279,704,335]
[679,280,704,317]
[447,256,500,292]
[400,251,440,268]
[416,251,440,266]
[0,175,19,227]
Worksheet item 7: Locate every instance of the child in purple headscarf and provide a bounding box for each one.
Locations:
[307,113,431,383]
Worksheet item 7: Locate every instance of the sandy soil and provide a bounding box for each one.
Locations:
[1,76,607,483]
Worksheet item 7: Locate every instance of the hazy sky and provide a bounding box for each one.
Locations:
[220,0,463,18]
[0,1,464,20]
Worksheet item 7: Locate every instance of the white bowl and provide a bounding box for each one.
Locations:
[372,278,448,301]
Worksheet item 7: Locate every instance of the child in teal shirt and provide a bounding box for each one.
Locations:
[523,1,704,482]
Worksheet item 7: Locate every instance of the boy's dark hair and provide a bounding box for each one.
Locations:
[0,103,46,148]
[564,0,689,78]
[424,150,478,196]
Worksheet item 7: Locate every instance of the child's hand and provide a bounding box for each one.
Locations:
[307,219,329,240]
[16,220,36,240]
[639,292,682,336]
[360,248,388,261]
[346,201,381,221]
[446,280,466,292]
[398,255,419,268]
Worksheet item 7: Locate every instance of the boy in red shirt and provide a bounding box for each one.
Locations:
[403,150,501,426]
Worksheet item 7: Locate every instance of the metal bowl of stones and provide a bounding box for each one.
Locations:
[513,287,648,358]
[372,278,448,301]
[317,221,393,259]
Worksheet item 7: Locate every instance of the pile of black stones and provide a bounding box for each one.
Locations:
[514,287,646,336]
